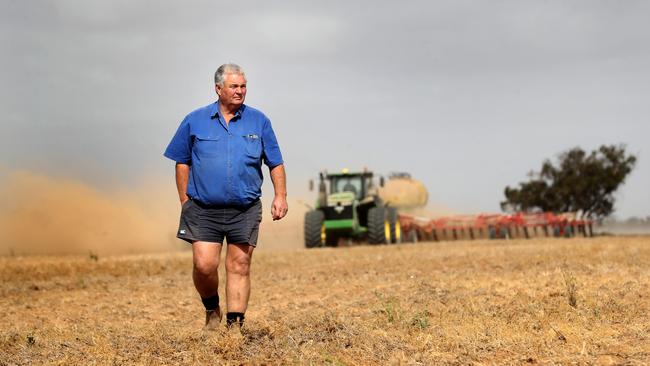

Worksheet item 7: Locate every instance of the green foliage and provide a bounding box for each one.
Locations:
[502,145,637,219]
[374,292,401,323]
[410,311,430,329]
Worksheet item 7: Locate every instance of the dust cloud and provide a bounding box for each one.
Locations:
[0,171,183,256]
[0,170,309,256]
[397,205,456,218]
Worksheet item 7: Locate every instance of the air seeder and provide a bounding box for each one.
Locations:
[303,169,401,248]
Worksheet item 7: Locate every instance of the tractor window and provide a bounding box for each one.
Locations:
[331,176,363,199]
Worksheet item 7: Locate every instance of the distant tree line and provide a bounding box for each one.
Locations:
[501,145,637,219]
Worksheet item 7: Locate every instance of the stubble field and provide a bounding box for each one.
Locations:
[1,236,649,365]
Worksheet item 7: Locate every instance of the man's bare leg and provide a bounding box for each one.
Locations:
[225,243,254,327]
[192,241,223,328]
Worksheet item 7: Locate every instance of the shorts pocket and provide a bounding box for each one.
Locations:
[181,199,192,211]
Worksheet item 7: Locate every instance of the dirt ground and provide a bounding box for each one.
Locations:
[1,236,649,365]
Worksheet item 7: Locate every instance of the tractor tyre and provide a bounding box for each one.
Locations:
[304,210,325,248]
[387,207,401,244]
[368,206,387,244]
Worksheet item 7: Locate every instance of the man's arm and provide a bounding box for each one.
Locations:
[175,163,190,204]
[270,164,288,221]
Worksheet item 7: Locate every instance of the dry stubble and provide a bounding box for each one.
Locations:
[1,236,649,365]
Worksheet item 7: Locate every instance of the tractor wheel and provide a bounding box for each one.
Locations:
[304,210,325,248]
[387,207,401,244]
[368,206,387,244]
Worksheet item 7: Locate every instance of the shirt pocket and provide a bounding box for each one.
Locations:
[193,135,220,158]
[242,134,262,158]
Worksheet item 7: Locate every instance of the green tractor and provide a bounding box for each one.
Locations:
[304,169,401,248]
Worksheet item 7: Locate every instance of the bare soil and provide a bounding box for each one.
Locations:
[1,236,649,365]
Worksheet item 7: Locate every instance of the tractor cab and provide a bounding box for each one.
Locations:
[311,170,377,209]
[328,171,373,200]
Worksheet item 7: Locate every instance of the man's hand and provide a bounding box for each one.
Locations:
[271,195,288,221]
[269,164,288,221]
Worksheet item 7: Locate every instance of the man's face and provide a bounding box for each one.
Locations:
[216,73,247,107]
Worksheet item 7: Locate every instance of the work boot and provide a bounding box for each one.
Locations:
[204,308,222,330]
[226,312,245,338]
[227,322,244,339]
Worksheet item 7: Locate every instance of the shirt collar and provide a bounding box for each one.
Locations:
[210,101,246,120]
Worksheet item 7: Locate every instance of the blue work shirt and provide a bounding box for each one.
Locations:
[164,102,284,206]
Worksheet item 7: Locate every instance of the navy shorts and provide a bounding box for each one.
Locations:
[176,198,262,246]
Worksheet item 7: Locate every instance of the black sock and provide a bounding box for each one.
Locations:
[226,312,245,327]
[201,294,219,311]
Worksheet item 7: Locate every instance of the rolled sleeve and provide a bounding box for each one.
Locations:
[164,117,192,164]
[261,117,284,168]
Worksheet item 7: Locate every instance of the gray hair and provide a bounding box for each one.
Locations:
[214,63,245,86]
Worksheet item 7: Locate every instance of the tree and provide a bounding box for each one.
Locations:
[501,145,637,219]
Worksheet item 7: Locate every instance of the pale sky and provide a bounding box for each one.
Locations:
[1,0,648,218]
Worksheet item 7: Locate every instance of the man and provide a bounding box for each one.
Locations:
[342,179,357,196]
[164,63,288,330]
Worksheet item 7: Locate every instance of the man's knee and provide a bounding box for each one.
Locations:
[194,257,219,277]
[226,254,251,276]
